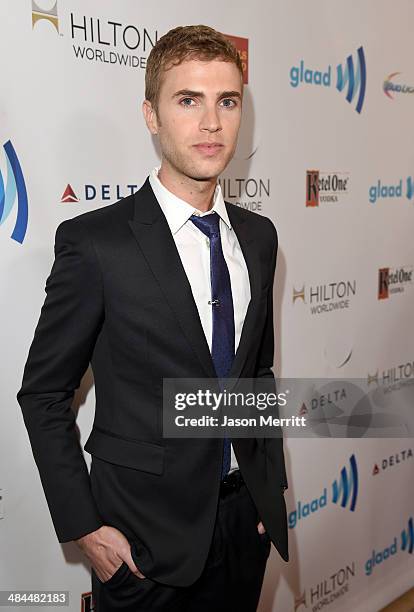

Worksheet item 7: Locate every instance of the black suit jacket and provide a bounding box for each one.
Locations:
[16,177,289,586]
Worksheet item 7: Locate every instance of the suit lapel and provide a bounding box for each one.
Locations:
[128,179,263,382]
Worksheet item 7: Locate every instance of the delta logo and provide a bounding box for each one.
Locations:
[223,34,248,84]
[364,517,413,576]
[288,455,358,529]
[372,448,413,475]
[60,183,140,204]
[293,279,356,315]
[378,266,413,300]
[0,140,28,244]
[294,562,355,611]
[369,177,414,204]
[289,46,366,114]
[31,1,158,70]
[383,72,414,99]
[306,170,350,206]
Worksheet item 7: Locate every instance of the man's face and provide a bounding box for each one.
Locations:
[144,58,243,181]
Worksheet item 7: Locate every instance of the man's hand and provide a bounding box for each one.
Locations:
[75,525,146,583]
[257,521,266,535]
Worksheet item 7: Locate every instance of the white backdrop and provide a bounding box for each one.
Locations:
[1,1,413,611]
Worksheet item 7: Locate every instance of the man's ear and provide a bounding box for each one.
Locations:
[142,100,159,135]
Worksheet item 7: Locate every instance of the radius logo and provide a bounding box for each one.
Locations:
[289,47,366,114]
[288,455,358,529]
[0,140,28,244]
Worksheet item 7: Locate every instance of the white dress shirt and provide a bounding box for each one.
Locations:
[149,167,251,472]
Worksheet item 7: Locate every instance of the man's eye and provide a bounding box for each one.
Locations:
[220,99,236,108]
[180,98,195,106]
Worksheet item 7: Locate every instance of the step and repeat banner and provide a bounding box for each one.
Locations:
[1,1,413,611]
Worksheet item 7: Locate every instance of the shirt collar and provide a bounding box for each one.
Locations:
[148,166,232,235]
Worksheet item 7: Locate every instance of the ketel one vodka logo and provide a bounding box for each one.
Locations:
[365,517,414,576]
[289,47,366,113]
[288,455,358,529]
[378,266,413,299]
[306,170,350,206]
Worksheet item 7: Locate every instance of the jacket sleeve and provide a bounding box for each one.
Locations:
[16,217,105,542]
[256,219,278,380]
[255,219,288,490]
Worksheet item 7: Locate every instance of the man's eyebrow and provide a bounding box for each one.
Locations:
[172,89,242,100]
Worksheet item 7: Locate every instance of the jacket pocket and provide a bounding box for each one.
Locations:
[84,426,165,475]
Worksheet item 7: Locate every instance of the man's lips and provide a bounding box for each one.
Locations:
[193,143,224,156]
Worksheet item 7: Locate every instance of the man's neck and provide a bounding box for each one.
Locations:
[157,162,217,213]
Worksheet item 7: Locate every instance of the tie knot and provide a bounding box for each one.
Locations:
[190,211,220,239]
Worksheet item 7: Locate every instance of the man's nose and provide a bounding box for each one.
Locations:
[199,105,222,132]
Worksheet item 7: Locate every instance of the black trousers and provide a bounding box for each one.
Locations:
[91,482,271,611]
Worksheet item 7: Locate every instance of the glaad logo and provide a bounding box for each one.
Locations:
[289,47,366,113]
[32,0,59,33]
[288,455,358,529]
[378,266,413,299]
[365,517,413,576]
[383,72,414,99]
[369,177,414,204]
[0,140,28,244]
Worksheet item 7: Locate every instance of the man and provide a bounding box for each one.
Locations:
[17,25,288,611]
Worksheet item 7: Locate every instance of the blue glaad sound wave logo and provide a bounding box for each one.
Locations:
[289,47,366,114]
[401,517,414,554]
[332,454,358,512]
[288,455,358,529]
[0,141,28,244]
[365,517,413,576]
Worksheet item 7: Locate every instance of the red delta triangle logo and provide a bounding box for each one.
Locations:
[61,184,79,203]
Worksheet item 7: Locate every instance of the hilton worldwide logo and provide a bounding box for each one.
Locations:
[367,359,414,392]
[294,562,355,611]
[32,0,59,33]
[31,1,159,70]
[293,279,356,315]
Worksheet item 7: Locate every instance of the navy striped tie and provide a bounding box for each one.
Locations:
[190,212,234,479]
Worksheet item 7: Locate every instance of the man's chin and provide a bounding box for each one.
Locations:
[187,162,228,182]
